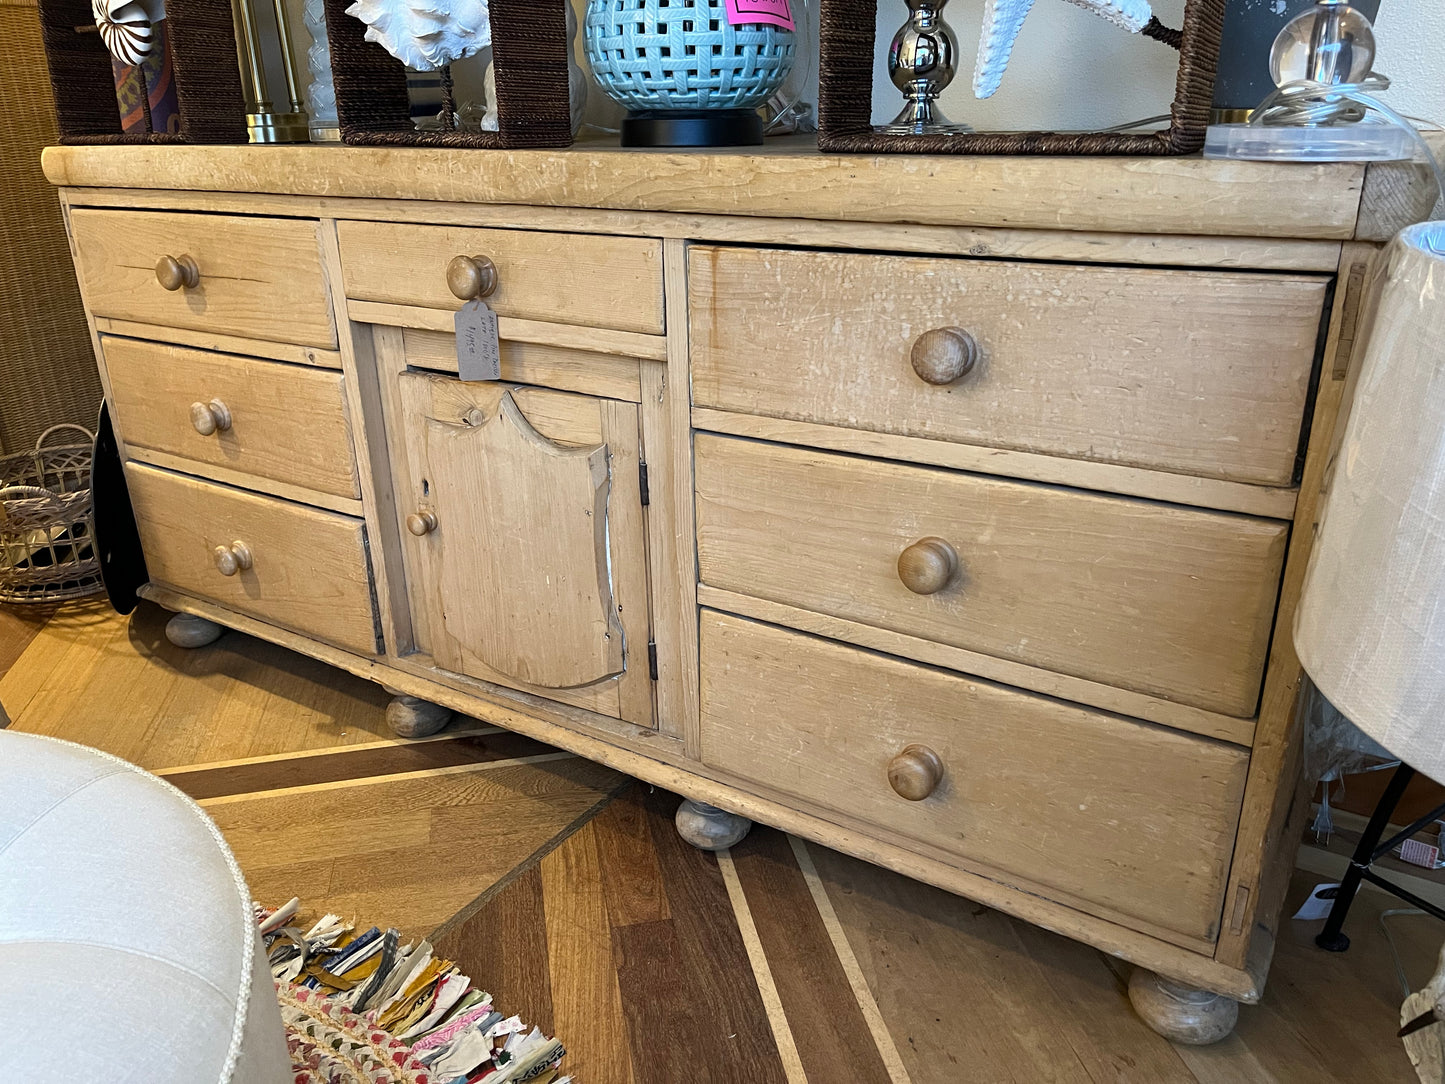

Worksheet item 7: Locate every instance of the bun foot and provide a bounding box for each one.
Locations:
[165,613,223,648]
[675,799,752,851]
[1128,969,1239,1045]
[386,694,452,739]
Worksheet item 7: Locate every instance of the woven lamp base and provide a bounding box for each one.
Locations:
[621,108,763,147]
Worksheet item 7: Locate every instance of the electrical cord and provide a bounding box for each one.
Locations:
[1250,74,1444,204]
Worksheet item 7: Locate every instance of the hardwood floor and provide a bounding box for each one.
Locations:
[0,598,1432,1082]
[1,600,397,766]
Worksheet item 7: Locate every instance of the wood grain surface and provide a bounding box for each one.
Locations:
[700,612,1250,947]
[337,219,664,334]
[102,336,361,499]
[124,463,379,655]
[68,208,336,347]
[43,143,1378,240]
[691,246,1327,486]
[696,435,1287,717]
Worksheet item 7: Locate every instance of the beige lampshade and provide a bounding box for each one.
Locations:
[1294,221,1445,783]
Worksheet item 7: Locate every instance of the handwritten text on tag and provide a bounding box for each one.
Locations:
[454,299,501,382]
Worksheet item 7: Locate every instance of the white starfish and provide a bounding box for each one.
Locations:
[973,0,1154,98]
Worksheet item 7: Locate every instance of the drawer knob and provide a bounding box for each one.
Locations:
[446,255,498,301]
[189,398,233,436]
[897,537,958,595]
[406,510,439,536]
[888,744,945,801]
[213,540,253,577]
[155,254,200,291]
[911,327,978,385]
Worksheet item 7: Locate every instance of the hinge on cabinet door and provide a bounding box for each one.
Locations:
[639,461,651,507]
[647,640,658,681]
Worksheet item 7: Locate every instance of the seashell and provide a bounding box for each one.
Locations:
[973,0,1153,99]
[344,0,490,72]
[92,0,157,66]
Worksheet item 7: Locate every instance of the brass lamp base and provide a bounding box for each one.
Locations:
[247,111,311,143]
[1210,107,1255,124]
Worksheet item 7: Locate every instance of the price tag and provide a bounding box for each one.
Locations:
[724,0,794,31]
[454,298,501,382]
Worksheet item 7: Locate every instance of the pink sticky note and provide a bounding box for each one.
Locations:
[725,0,795,31]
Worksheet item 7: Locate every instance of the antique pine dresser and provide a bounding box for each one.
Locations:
[43,140,1437,1042]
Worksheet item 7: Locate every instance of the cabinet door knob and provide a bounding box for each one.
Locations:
[888,744,945,801]
[446,254,498,301]
[213,540,253,577]
[911,327,978,385]
[156,254,200,291]
[897,537,959,595]
[406,510,438,536]
[189,398,232,436]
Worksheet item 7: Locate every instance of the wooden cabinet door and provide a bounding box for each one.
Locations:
[396,373,652,725]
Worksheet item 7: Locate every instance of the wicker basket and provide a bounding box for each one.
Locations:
[0,424,102,603]
[818,0,1225,155]
[324,0,573,148]
[584,0,795,113]
[36,0,248,143]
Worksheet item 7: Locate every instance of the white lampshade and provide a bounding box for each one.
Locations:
[1294,221,1445,784]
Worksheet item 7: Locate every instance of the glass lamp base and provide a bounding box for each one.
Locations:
[876,99,971,136]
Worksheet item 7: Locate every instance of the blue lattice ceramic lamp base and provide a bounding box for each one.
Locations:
[584,0,796,147]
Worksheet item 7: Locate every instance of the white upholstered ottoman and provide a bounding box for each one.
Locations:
[0,730,290,1082]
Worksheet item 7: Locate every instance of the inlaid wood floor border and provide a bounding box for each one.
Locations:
[788,835,913,1084]
[428,774,635,946]
[718,847,810,1084]
[161,728,551,800]
[155,724,504,774]
[196,751,580,806]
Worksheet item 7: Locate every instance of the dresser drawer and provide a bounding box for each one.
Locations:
[104,338,359,500]
[68,210,336,348]
[700,612,1249,946]
[336,221,664,334]
[690,246,1328,486]
[124,463,378,655]
[695,434,1286,717]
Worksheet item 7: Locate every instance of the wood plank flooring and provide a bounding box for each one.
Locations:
[1,601,397,766]
[0,599,1432,1082]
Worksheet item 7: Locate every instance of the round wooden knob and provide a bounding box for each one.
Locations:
[446,255,498,301]
[189,398,232,436]
[911,327,978,385]
[213,540,253,577]
[897,537,958,595]
[888,744,944,801]
[406,510,438,536]
[156,254,200,291]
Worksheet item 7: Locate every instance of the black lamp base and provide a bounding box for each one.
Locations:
[621,108,763,148]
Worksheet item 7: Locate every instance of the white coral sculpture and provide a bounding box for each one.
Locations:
[344,0,491,72]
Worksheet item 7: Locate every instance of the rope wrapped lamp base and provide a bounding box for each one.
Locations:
[817,0,1224,155]
[322,0,573,149]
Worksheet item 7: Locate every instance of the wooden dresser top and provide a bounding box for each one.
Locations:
[41,135,1438,242]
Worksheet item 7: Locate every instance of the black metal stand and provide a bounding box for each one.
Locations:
[621,108,764,147]
[1316,763,1445,952]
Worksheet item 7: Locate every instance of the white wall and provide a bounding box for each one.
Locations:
[866,0,1443,131]
[1374,2,1445,126]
